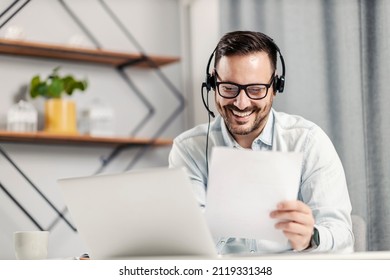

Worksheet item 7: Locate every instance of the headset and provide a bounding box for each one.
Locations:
[201,38,286,118]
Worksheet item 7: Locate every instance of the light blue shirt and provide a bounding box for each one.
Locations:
[169,109,354,254]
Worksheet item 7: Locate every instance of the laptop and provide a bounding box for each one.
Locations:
[58,167,217,259]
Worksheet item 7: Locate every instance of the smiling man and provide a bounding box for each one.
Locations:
[169,31,354,254]
[214,51,274,148]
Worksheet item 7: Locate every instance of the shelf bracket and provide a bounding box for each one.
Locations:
[0,0,31,30]
[0,181,44,231]
[117,56,148,69]
[0,145,77,232]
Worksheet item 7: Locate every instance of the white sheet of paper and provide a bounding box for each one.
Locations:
[205,147,303,245]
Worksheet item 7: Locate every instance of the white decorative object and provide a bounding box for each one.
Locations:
[14,231,49,260]
[7,100,38,132]
[4,25,25,40]
[67,34,89,48]
[85,99,115,137]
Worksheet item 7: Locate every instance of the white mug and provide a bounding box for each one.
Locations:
[14,231,49,260]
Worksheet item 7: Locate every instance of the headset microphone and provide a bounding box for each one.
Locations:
[201,48,218,177]
[201,82,215,118]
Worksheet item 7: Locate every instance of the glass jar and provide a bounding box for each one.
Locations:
[7,100,38,132]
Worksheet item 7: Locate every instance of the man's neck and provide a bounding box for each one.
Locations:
[233,115,269,149]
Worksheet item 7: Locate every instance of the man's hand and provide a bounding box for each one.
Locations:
[270,200,315,251]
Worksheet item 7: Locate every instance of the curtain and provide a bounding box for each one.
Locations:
[220,0,390,251]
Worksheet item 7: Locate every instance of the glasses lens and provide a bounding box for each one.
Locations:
[218,83,239,98]
[247,85,268,99]
[217,82,269,99]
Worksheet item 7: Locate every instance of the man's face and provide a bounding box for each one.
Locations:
[214,51,275,141]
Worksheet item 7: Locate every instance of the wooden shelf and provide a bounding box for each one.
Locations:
[0,39,178,147]
[0,38,180,68]
[0,130,173,147]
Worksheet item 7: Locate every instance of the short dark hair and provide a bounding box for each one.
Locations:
[214,31,278,72]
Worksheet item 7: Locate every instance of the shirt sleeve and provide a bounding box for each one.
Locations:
[168,137,207,207]
[300,125,354,253]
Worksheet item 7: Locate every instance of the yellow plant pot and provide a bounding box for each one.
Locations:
[44,99,77,134]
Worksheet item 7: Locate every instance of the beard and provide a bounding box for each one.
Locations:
[218,103,271,137]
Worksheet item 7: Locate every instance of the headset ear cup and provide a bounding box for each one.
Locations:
[274,75,285,93]
[206,74,216,91]
[210,74,216,90]
[273,75,280,92]
[277,76,285,93]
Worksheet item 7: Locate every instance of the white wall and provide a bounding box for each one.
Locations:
[0,0,183,259]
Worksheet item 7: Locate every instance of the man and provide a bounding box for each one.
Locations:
[169,31,353,254]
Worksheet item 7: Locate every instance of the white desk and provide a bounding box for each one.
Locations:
[100,251,390,260]
[222,250,390,260]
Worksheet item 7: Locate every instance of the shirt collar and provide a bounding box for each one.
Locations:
[220,117,237,147]
[220,109,274,148]
[257,109,274,146]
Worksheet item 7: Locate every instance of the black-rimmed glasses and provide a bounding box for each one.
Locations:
[215,70,275,100]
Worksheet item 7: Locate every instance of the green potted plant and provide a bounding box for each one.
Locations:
[29,67,88,134]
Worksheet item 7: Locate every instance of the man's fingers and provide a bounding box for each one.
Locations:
[275,220,312,236]
[283,231,310,251]
[276,200,312,214]
[271,210,312,225]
